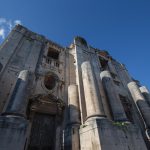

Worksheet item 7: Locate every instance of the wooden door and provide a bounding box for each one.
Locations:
[28,113,56,150]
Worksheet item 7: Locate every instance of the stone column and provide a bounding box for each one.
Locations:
[99,79,112,119]
[100,70,128,121]
[128,82,150,128]
[4,70,30,117]
[0,70,31,150]
[64,85,80,150]
[68,84,80,124]
[139,86,150,106]
[81,61,105,119]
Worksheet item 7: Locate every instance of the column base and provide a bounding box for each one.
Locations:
[0,115,28,150]
[63,124,80,150]
[80,118,148,150]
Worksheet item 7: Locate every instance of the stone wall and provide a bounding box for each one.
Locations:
[0,25,149,150]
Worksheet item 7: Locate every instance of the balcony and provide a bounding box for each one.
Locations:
[43,55,63,69]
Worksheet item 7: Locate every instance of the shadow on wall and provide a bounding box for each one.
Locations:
[69,104,80,124]
[63,104,80,150]
[0,63,3,72]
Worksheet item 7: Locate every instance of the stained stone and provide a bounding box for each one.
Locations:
[0,25,149,150]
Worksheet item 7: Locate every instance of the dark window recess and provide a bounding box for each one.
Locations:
[55,62,59,67]
[111,72,120,86]
[47,47,59,60]
[110,72,116,79]
[0,63,3,72]
[72,128,75,134]
[119,95,133,122]
[44,75,57,90]
[99,57,108,71]
[113,80,120,86]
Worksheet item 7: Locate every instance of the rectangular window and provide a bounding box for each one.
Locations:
[119,95,133,122]
[99,57,108,71]
[47,47,59,60]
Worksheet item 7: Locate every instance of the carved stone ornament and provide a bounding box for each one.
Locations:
[29,94,65,116]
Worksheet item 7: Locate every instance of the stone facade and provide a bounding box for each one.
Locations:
[0,25,150,150]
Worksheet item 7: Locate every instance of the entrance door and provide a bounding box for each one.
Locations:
[28,113,56,150]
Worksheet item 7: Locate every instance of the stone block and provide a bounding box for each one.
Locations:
[0,116,28,150]
[80,118,147,150]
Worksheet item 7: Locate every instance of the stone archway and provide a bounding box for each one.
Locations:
[27,94,65,150]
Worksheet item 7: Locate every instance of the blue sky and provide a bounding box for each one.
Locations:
[0,0,150,88]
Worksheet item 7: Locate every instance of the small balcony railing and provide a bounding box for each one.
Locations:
[43,55,62,68]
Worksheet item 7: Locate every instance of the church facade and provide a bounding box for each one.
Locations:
[0,25,150,150]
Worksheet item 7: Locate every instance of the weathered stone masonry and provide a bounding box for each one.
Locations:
[0,24,150,150]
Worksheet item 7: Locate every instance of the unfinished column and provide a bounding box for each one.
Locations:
[81,61,105,119]
[128,82,150,128]
[140,86,150,106]
[64,85,80,150]
[100,70,128,121]
[4,70,30,117]
[69,84,80,150]
[68,84,80,125]
[0,70,31,150]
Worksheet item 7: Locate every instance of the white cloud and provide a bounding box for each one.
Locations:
[0,18,6,24]
[14,20,21,25]
[7,20,13,31]
[0,28,5,39]
[0,17,22,42]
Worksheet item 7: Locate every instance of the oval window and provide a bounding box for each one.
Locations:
[44,74,57,90]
